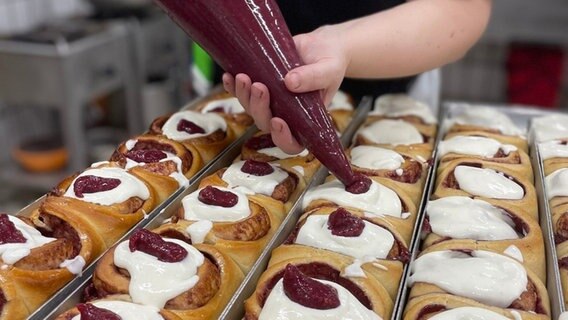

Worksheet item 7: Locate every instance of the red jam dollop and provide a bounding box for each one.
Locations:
[245,134,276,151]
[282,264,340,310]
[177,119,206,135]
[125,150,167,163]
[327,208,365,237]
[129,229,188,263]
[345,175,372,194]
[73,175,121,198]
[241,160,274,176]
[77,303,121,320]
[198,186,238,208]
[0,214,26,244]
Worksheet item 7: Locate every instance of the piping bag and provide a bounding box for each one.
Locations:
[153,0,367,189]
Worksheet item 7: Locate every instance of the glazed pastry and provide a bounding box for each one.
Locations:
[154,185,282,272]
[327,90,355,133]
[0,214,89,319]
[530,113,568,143]
[438,133,533,180]
[91,229,244,320]
[354,119,434,155]
[55,295,183,320]
[545,167,568,208]
[403,293,548,320]
[198,159,306,211]
[367,94,438,141]
[110,135,202,203]
[150,109,236,163]
[38,166,157,251]
[302,177,417,243]
[276,206,408,298]
[434,160,537,220]
[195,92,253,137]
[245,262,391,320]
[407,249,550,316]
[240,133,320,180]
[422,197,545,280]
[539,140,568,174]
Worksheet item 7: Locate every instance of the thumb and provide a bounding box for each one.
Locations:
[284,59,337,93]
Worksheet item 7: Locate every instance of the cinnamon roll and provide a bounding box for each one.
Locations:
[91,229,243,319]
[150,110,236,163]
[545,167,568,209]
[0,214,89,319]
[195,92,253,137]
[407,249,550,316]
[327,90,355,133]
[434,160,537,220]
[421,196,545,281]
[539,140,568,174]
[154,186,282,272]
[530,114,568,144]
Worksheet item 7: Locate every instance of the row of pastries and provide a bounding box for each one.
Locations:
[243,94,438,319]
[52,92,357,319]
[0,92,255,319]
[531,113,568,312]
[404,106,551,319]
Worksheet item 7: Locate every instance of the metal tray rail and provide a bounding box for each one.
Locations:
[24,88,256,320]
[395,101,563,320]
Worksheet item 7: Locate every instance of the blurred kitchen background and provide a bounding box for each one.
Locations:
[0,0,567,211]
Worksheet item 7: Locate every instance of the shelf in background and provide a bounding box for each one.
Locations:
[0,162,71,192]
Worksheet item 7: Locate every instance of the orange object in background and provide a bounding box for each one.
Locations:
[12,137,68,173]
[507,43,564,108]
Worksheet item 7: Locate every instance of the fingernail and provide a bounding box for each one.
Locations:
[271,121,283,133]
[288,73,301,89]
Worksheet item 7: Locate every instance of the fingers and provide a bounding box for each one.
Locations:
[222,73,236,96]
[284,58,339,93]
[234,73,252,110]
[248,83,272,132]
[270,118,304,154]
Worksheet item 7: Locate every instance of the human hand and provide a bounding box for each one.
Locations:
[222,25,349,154]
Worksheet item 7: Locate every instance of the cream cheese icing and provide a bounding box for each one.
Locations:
[186,220,213,244]
[539,140,568,160]
[200,97,245,114]
[429,307,511,320]
[530,114,568,143]
[372,94,437,124]
[545,168,568,200]
[439,136,517,158]
[64,167,150,206]
[357,120,424,145]
[409,250,528,308]
[448,107,524,136]
[0,215,56,265]
[350,146,404,171]
[125,152,189,188]
[182,186,251,221]
[327,90,354,111]
[221,161,288,196]
[258,147,309,159]
[453,166,524,200]
[161,110,227,141]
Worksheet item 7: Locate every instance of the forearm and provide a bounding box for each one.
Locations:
[338,0,492,79]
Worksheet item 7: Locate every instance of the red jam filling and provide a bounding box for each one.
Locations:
[129,229,188,263]
[241,160,274,176]
[77,303,121,320]
[198,186,238,208]
[345,174,371,194]
[327,208,365,237]
[73,176,121,198]
[125,150,167,163]
[283,264,340,310]
[245,134,276,150]
[207,106,226,113]
[177,119,206,135]
[417,304,446,319]
[0,214,26,244]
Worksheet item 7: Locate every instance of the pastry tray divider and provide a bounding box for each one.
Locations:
[394,101,564,320]
[25,87,257,320]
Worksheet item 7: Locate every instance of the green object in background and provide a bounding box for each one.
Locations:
[191,43,215,95]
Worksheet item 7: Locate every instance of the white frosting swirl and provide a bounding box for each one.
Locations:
[531,114,568,143]
[448,107,524,136]
[0,215,56,265]
[125,152,189,188]
[426,197,519,241]
[258,147,309,159]
[429,307,510,320]
[161,110,227,141]
[439,136,517,158]
[372,94,437,124]
[185,220,213,244]
[259,278,381,320]
[64,167,150,206]
[60,255,86,275]
[409,250,528,308]
[113,238,204,309]
[357,120,424,145]
[453,166,524,200]
[545,168,568,200]
[182,186,251,222]
[71,301,163,320]
[200,97,245,114]
[350,146,404,171]
[539,140,568,160]
[222,161,289,196]
[328,90,354,111]
[295,215,395,259]
[302,180,402,218]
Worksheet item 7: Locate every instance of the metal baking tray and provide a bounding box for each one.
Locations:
[40,96,372,319]
[395,101,563,319]
[23,88,257,320]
